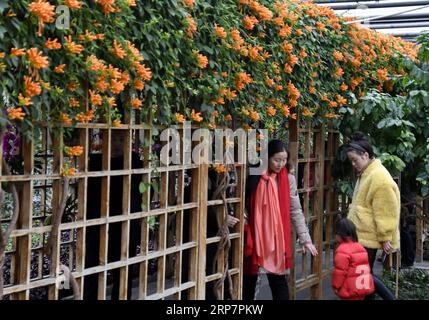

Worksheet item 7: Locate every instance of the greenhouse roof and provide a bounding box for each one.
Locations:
[314,0,429,42]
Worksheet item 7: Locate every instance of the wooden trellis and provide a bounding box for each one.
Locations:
[1,114,341,300]
[0,120,247,300]
[288,120,339,300]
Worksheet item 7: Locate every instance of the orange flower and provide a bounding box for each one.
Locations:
[309,86,316,94]
[267,106,276,116]
[214,24,227,39]
[18,94,33,106]
[175,113,185,123]
[350,57,361,69]
[281,105,290,117]
[7,107,26,121]
[75,109,95,123]
[223,88,237,101]
[60,112,72,125]
[106,97,116,107]
[288,54,298,66]
[214,164,226,174]
[113,40,126,59]
[95,0,116,14]
[340,83,348,91]
[134,62,152,81]
[69,98,80,108]
[121,71,130,85]
[54,64,65,73]
[67,82,79,92]
[78,30,98,42]
[196,53,208,69]
[299,48,307,59]
[65,0,83,9]
[284,64,293,74]
[89,90,103,106]
[23,76,41,97]
[235,72,253,91]
[289,100,298,108]
[131,98,143,110]
[302,107,314,117]
[278,25,292,38]
[45,38,61,50]
[324,112,339,119]
[27,48,49,69]
[64,36,84,55]
[96,76,109,92]
[316,22,325,31]
[61,165,77,177]
[336,95,347,106]
[225,114,232,121]
[110,79,125,94]
[191,109,203,122]
[329,101,338,108]
[377,68,388,81]
[287,81,300,100]
[250,110,260,122]
[183,0,194,9]
[265,78,275,87]
[29,0,55,36]
[296,29,303,36]
[86,55,106,72]
[333,50,343,61]
[281,41,293,53]
[335,68,344,78]
[134,79,145,91]
[65,146,84,157]
[243,15,258,30]
[10,48,26,57]
[186,15,197,38]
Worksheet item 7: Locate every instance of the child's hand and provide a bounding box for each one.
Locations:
[227,215,239,228]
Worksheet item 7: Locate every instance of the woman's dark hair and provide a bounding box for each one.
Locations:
[246,139,293,207]
[335,218,358,242]
[268,139,292,171]
[346,132,375,158]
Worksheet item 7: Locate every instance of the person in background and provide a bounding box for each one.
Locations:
[346,132,399,300]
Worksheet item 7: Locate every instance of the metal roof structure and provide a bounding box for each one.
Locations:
[314,0,429,42]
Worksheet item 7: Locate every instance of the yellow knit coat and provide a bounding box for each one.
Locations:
[347,159,401,249]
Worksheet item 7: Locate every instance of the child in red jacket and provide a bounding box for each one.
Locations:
[332,218,375,300]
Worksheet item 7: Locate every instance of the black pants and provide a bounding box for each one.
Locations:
[364,248,395,300]
[243,274,289,300]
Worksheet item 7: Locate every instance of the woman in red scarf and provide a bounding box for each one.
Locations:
[243,140,318,300]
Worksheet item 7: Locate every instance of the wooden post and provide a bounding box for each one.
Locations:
[288,116,299,300]
[311,127,325,300]
[12,137,34,300]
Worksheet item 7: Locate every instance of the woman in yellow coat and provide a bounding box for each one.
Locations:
[346,132,400,300]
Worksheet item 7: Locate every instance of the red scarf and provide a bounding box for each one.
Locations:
[244,167,292,274]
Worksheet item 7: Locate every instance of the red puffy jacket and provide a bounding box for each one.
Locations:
[332,240,375,300]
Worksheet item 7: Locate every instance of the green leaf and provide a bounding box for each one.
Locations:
[377,119,387,129]
[139,181,148,194]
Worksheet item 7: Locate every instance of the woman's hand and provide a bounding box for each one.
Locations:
[227,215,240,228]
[382,241,393,253]
[302,242,318,256]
